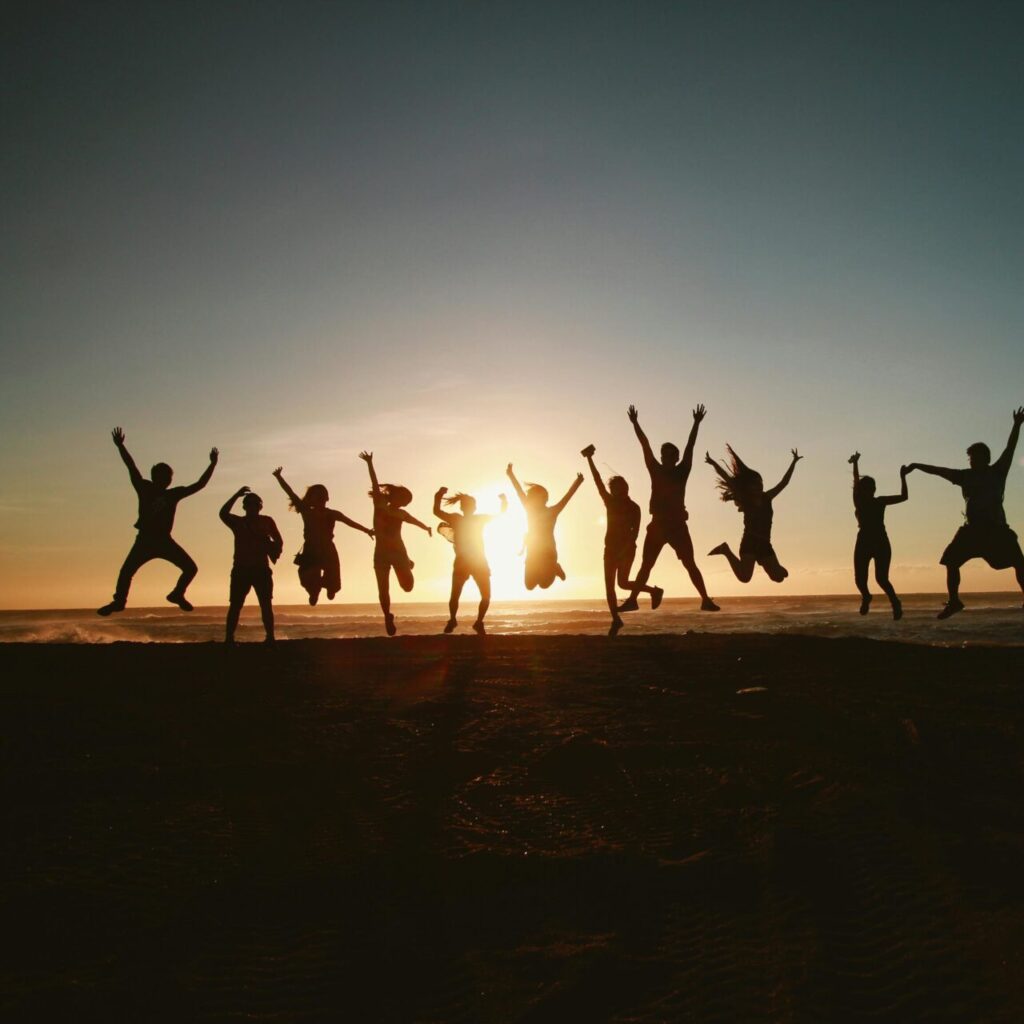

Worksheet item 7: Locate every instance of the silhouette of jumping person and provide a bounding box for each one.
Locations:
[620,405,719,612]
[907,407,1024,619]
[505,463,583,590]
[582,444,662,635]
[706,446,802,583]
[220,486,283,643]
[98,427,218,615]
[359,451,432,635]
[849,452,908,619]
[272,466,373,605]
[434,487,507,634]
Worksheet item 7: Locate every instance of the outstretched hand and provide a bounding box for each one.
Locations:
[236,485,251,496]
[359,450,373,463]
[627,404,639,424]
[574,472,584,485]
[1014,406,1024,427]
[692,404,707,423]
[900,465,910,476]
[209,447,219,464]
[506,463,514,476]
[704,451,714,466]
[581,444,596,458]
[435,486,447,498]
[848,452,860,464]
[272,466,283,478]
[791,449,803,462]
[111,426,125,447]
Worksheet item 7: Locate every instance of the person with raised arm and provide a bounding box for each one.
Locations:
[582,444,661,635]
[848,453,909,619]
[359,451,432,636]
[434,486,506,634]
[272,466,373,606]
[619,404,719,612]
[706,446,802,584]
[220,486,283,643]
[98,427,218,615]
[505,463,584,590]
[906,407,1024,619]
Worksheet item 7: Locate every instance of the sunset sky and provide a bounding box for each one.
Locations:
[2,2,1022,610]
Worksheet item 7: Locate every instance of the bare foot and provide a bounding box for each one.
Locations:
[937,599,964,620]
[859,594,871,615]
[609,618,623,636]
[701,598,720,612]
[385,614,396,636]
[650,587,664,611]
[472,620,486,635]
[97,601,125,617]
[444,618,457,634]
[618,596,640,613]
[708,543,728,557]
[166,592,194,612]
[892,599,902,621]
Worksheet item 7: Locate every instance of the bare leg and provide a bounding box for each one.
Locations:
[873,542,901,619]
[374,563,395,635]
[710,543,755,583]
[446,573,466,632]
[621,532,663,611]
[1015,562,1024,602]
[474,575,491,632]
[937,564,965,619]
[225,599,243,642]
[255,578,275,641]
[854,536,871,613]
[605,555,623,635]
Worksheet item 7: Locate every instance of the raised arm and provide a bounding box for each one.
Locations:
[554,473,585,514]
[111,427,144,489]
[433,487,456,527]
[905,463,960,484]
[180,447,219,497]
[273,466,304,509]
[628,405,657,472]
[704,451,730,483]
[880,466,910,506]
[506,464,528,505]
[766,449,803,500]
[848,451,861,485]
[582,446,609,503]
[679,404,706,478]
[359,451,381,500]
[219,485,248,525]
[994,406,1024,474]
[401,510,432,536]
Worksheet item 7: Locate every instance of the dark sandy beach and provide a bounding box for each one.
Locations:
[2,634,1023,1022]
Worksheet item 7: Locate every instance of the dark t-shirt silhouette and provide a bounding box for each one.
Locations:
[224,513,283,568]
[946,459,1011,527]
[133,481,189,539]
[647,463,688,522]
[605,494,642,551]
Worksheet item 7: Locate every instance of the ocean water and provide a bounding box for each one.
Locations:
[1,593,1022,646]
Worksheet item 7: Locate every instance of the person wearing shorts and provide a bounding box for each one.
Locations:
[220,486,283,642]
[908,407,1024,619]
[619,404,719,612]
[359,451,432,635]
[434,487,506,635]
